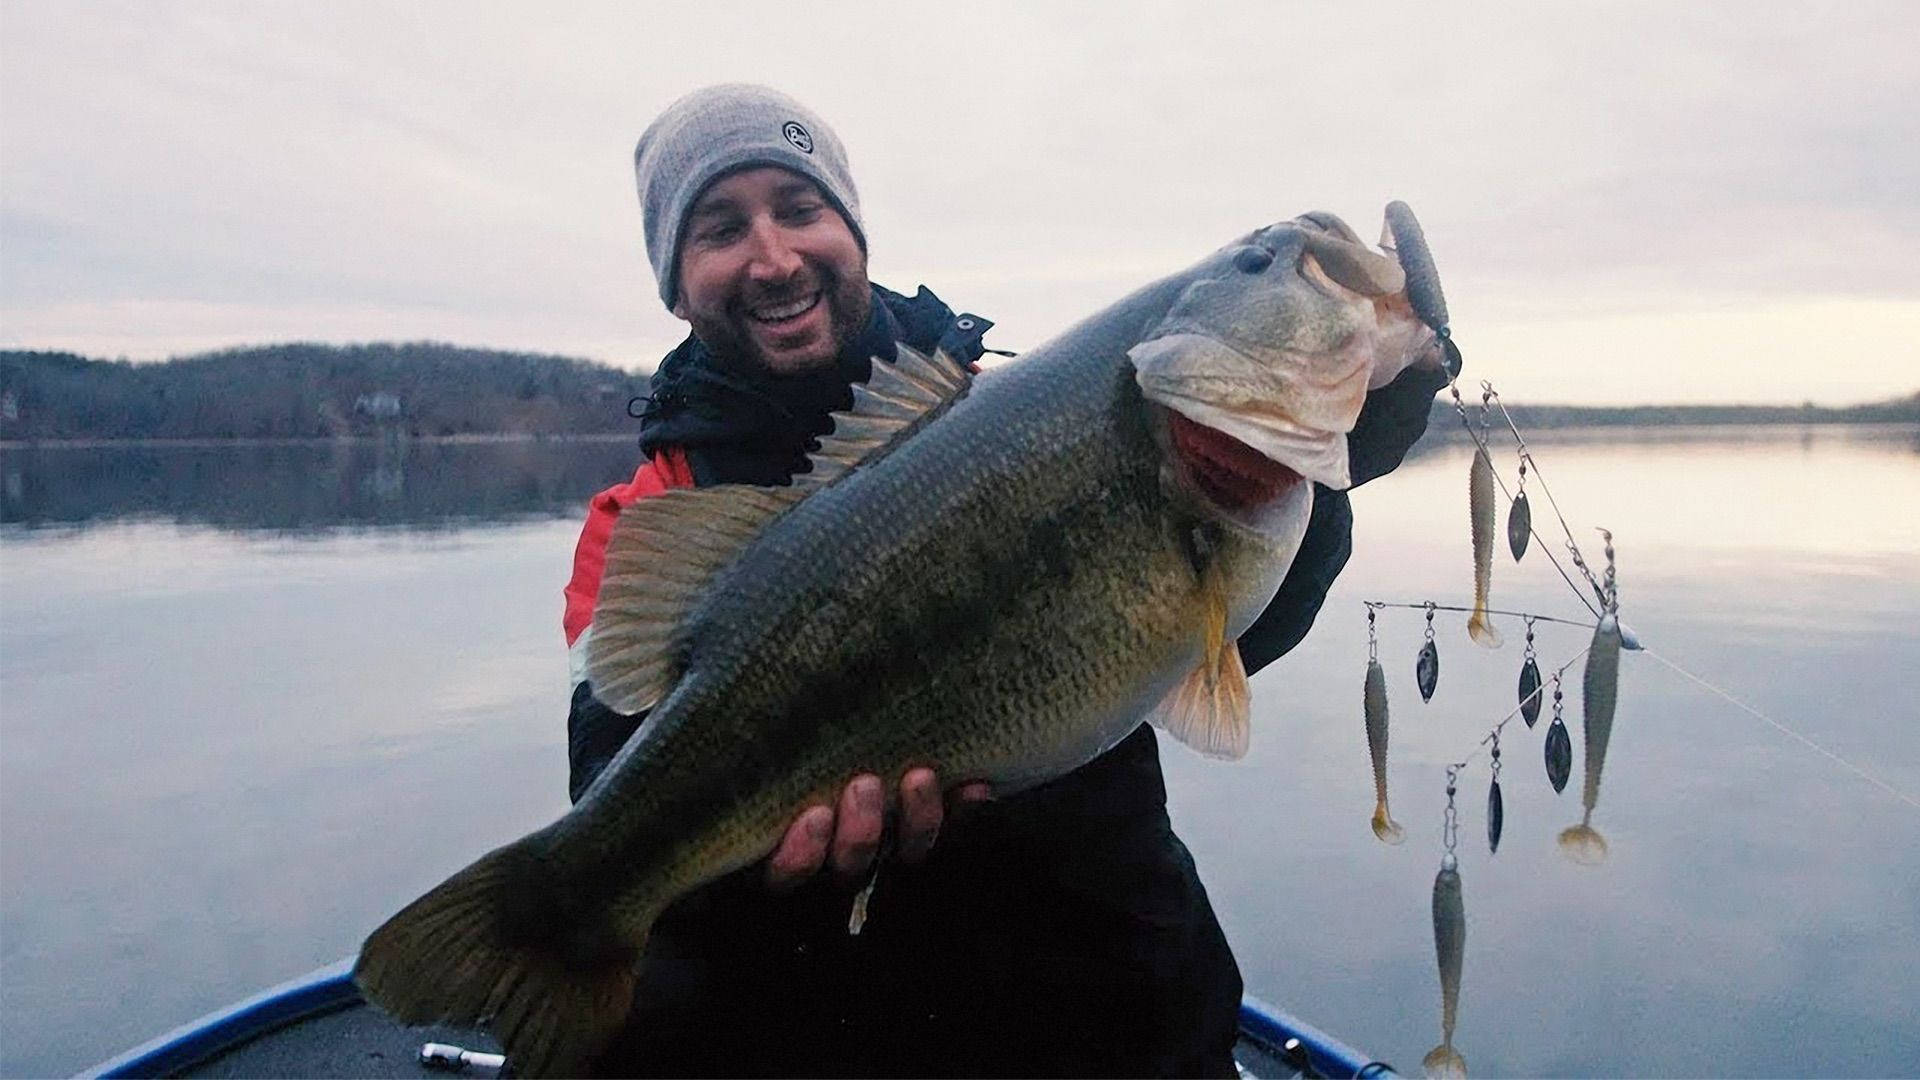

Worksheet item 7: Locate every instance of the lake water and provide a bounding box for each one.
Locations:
[3,426,1916,1078]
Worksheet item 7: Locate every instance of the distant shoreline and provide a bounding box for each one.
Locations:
[4,419,1913,451]
[1419,418,1917,446]
[0,432,639,450]
[1441,400,1918,428]
[6,344,1912,443]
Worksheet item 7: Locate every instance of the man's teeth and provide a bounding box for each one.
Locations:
[751,294,819,322]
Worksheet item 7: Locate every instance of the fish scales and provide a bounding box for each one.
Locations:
[573,362,1209,922]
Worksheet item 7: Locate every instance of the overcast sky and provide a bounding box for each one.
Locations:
[2,1,1915,404]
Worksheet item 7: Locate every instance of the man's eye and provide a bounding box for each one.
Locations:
[699,223,742,244]
[780,202,824,223]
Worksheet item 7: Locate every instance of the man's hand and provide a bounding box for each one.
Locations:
[765,768,991,891]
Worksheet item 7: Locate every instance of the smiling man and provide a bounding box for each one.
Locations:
[558,83,1445,1077]
[670,167,873,374]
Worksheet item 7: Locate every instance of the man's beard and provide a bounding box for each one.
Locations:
[691,262,872,376]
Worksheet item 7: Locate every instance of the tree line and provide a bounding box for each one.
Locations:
[2,342,1912,442]
[0,342,653,441]
[1445,394,1920,429]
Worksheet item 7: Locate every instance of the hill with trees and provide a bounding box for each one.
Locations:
[1437,393,1920,429]
[2,343,1912,442]
[0,343,652,441]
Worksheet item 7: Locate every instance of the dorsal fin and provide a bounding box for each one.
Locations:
[584,346,970,716]
[802,344,971,486]
[584,485,804,715]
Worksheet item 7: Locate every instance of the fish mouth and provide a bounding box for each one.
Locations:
[1131,203,1449,490]
[1135,330,1363,490]
[1165,407,1304,509]
[1160,404,1313,545]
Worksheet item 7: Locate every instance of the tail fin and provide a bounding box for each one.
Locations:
[354,834,642,1077]
[1467,610,1503,648]
[1372,802,1405,845]
[1557,822,1609,865]
[1423,1044,1469,1078]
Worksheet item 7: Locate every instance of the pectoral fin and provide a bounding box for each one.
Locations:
[1149,565,1253,760]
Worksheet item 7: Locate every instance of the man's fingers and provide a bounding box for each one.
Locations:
[829,774,885,880]
[767,774,992,891]
[766,805,833,891]
[896,768,944,864]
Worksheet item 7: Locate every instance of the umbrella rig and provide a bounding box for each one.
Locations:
[1364,379,1640,1077]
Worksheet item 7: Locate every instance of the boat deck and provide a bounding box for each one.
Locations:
[180,1005,496,1079]
[179,1001,1318,1078]
[86,960,1388,1079]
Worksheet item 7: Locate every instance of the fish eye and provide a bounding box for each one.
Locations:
[1232,246,1274,275]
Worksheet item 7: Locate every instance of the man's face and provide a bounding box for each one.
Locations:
[671,166,871,375]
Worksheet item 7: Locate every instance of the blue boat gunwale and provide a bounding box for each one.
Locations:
[79,958,360,1079]
[78,958,1391,1079]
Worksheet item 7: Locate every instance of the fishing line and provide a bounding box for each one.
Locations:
[1431,381,1908,811]
[1446,645,1592,773]
[1459,383,1605,615]
[1485,389,1609,607]
[1445,379,1604,619]
[1363,600,1593,631]
[1376,375,1607,782]
[1639,647,1920,811]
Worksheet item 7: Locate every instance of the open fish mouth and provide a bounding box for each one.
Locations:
[1165,407,1303,508]
[1131,203,1448,490]
[1141,342,1361,490]
[1160,404,1314,548]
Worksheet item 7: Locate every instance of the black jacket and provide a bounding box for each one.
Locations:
[567,282,1374,1077]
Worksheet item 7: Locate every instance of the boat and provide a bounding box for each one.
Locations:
[79,959,1396,1078]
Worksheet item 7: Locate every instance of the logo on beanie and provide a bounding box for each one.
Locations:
[781,121,814,154]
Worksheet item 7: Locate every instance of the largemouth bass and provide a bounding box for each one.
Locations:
[355,205,1449,1076]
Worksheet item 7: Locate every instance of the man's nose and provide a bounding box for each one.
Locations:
[742,217,804,281]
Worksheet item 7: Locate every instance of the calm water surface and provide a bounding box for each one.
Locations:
[3,427,1916,1077]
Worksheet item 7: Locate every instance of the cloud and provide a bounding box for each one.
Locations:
[2,1,1915,401]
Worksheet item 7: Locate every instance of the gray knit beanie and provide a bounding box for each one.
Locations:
[634,83,865,309]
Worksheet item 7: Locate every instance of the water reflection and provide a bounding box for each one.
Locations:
[4,425,1918,1077]
[1169,422,1919,1078]
[1375,423,1920,559]
[0,437,645,533]
[1415,419,1916,454]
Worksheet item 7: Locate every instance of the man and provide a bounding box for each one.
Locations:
[561,84,1444,1077]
